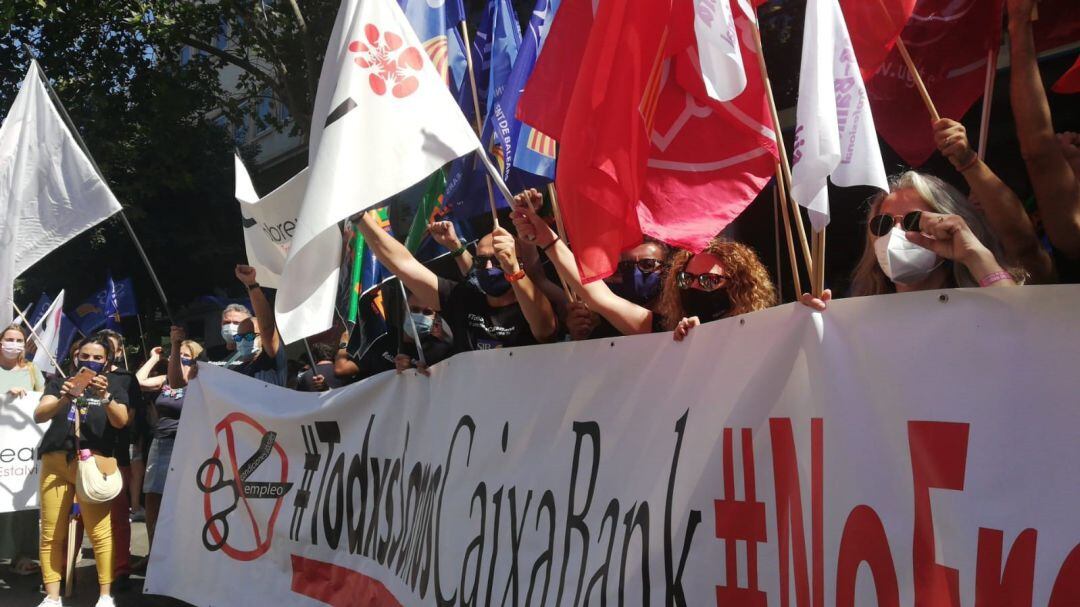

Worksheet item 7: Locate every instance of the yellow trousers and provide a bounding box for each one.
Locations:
[39,451,113,585]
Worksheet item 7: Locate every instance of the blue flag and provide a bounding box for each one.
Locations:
[56,313,79,365]
[104,274,123,331]
[444,0,523,225]
[494,0,561,182]
[398,0,469,96]
[73,276,137,335]
[27,292,53,328]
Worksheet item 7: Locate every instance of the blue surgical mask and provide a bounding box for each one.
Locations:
[78,359,106,374]
[180,358,196,367]
[473,267,512,297]
[608,265,662,306]
[404,313,434,337]
[237,340,256,359]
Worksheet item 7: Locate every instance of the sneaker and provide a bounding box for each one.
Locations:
[35,597,62,607]
[95,596,115,607]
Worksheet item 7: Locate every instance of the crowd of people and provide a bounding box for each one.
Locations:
[0,2,1076,605]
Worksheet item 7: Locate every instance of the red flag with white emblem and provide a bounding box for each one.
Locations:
[275,0,480,343]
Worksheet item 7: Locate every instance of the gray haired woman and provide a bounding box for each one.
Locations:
[802,171,1022,309]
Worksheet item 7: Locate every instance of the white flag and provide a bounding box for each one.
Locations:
[694,0,750,102]
[275,0,480,343]
[790,0,888,231]
[31,290,64,375]
[0,62,122,326]
[233,156,308,290]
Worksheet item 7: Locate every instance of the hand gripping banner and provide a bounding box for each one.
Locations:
[148,286,1080,606]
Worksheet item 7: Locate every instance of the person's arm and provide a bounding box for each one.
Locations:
[167,326,187,389]
[236,265,281,358]
[492,227,558,342]
[135,346,168,390]
[934,118,1056,283]
[1007,0,1080,257]
[91,374,130,429]
[511,190,653,335]
[34,381,73,424]
[356,211,441,311]
[428,221,473,276]
[519,236,569,317]
[906,211,1017,287]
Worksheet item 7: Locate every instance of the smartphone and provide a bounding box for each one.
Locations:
[68,366,97,397]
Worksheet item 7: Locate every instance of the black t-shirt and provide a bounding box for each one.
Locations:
[153,385,186,439]
[437,276,538,352]
[1052,245,1080,285]
[108,369,142,466]
[343,331,455,381]
[297,362,351,392]
[40,374,131,458]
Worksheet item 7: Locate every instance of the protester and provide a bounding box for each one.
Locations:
[932,118,1055,283]
[297,342,345,391]
[0,325,44,577]
[802,171,1022,310]
[96,329,142,590]
[213,303,254,367]
[213,265,287,385]
[133,329,201,554]
[428,220,473,277]
[511,190,776,341]
[1007,0,1080,283]
[336,286,456,381]
[355,210,558,351]
[34,335,131,607]
[565,239,670,341]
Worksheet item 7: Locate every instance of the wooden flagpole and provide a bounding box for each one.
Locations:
[11,300,66,378]
[774,162,802,297]
[875,0,940,122]
[459,22,501,228]
[545,183,575,301]
[749,15,814,289]
[978,46,999,160]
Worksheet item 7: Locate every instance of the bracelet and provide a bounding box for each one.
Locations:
[541,235,561,253]
[247,282,261,291]
[955,153,979,173]
[450,244,467,258]
[978,271,1012,287]
[506,268,527,282]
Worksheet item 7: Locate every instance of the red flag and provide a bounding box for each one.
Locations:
[554,0,674,282]
[1033,0,1080,52]
[638,0,778,253]
[839,0,918,80]
[1053,55,1080,95]
[515,0,594,141]
[866,0,1005,167]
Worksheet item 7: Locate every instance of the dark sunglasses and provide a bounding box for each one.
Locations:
[232,332,258,343]
[472,255,495,269]
[676,271,729,292]
[617,258,665,274]
[408,305,435,315]
[869,211,923,237]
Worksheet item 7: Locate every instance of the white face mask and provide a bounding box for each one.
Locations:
[221,322,240,342]
[1,341,23,358]
[874,226,942,285]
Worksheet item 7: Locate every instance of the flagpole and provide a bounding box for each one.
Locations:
[459,21,502,228]
[748,17,814,285]
[774,162,803,297]
[874,0,940,122]
[11,300,66,378]
[33,63,176,324]
[977,46,999,160]
[399,280,426,368]
[545,183,575,302]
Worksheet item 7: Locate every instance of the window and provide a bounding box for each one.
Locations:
[180,46,192,65]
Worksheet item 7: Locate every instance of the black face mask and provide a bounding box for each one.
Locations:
[679,288,732,322]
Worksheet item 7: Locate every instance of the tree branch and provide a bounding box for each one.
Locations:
[180,36,276,85]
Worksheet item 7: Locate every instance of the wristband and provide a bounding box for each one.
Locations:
[978,271,1012,287]
[450,244,468,258]
[247,282,261,291]
[506,268,527,283]
[955,153,979,173]
[541,235,561,253]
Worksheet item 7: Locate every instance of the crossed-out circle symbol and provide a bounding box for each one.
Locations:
[200,412,290,562]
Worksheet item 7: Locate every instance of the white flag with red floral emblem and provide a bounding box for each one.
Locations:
[275,0,481,343]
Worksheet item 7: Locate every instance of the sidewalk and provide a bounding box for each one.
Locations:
[0,520,192,607]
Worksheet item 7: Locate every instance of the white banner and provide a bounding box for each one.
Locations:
[234,155,307,290]
[148,286,1080,606]
[0,392,44,513]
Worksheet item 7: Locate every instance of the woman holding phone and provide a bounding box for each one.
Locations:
[33,335,131,607]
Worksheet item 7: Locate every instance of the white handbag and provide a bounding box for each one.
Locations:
[73,401,122,504]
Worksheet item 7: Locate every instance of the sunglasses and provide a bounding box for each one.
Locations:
[617,258,665,274]
[869,211,923,237]
[676,271,729,292]
[232,332,258,343]
[409,305,435,315]
[472,255,496,269]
